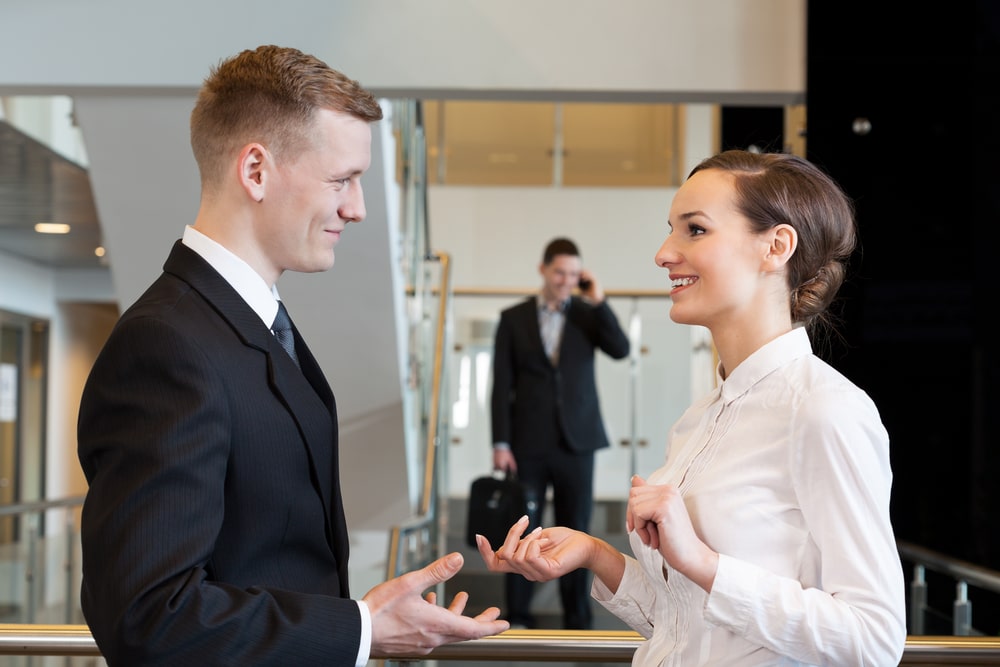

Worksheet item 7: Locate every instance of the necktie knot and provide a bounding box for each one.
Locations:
[272,302,300,368]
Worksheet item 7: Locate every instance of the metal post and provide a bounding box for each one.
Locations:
[64,512,75,625]
[627,298,642,480]
[26,524,37,623]
[910,564,926,635]
[954,580,972,636]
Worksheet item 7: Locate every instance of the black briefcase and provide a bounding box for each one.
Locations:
[465,471,534,548]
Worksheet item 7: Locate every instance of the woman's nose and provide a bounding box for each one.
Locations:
[654,237,675,268]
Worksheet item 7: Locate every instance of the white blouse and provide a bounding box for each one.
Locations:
[594,327,906,666]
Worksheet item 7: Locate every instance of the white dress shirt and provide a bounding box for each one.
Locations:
[181,226,372,666]
[594,327,906,666]
[537,294,569,365]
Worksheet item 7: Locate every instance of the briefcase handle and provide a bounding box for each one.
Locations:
[493,467,519,484]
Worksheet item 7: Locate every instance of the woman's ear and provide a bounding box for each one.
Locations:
[763,224,797,271]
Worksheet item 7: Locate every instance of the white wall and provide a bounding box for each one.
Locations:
[0,250,57,319]
[0,1,805,105]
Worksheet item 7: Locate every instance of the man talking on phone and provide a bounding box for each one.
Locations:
[489,237,630,630]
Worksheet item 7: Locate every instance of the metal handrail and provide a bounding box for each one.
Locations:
[898,540,1000,593]
[419,250,451,517]
[897,539,1000,636]
[448,287,672,299]
[5,625,1000,664]
[0,496,85,516]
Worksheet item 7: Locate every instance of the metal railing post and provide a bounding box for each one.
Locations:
[63,512,75,625]
[954,580,972,636]
[26,524,37,623]
[910,564,926,635]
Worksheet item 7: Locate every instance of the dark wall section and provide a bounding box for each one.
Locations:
[720,106,785,154]
[806,0,1000,633]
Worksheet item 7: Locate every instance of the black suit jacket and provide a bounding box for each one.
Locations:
[490,296,630,458]
[78,241,360,666]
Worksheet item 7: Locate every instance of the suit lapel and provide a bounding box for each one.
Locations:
[272,316,348,574]
[162,242,342,559]
[518,297,550,365]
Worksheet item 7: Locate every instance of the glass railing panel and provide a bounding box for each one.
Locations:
[0,498,94,666]
[0,501,84,627]
[385,98,454,581]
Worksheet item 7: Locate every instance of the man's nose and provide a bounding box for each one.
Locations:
[340,184,366,223]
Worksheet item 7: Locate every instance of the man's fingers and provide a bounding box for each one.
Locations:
[473,606,504,623]
[414,552,464,589]
[447,591,469,614]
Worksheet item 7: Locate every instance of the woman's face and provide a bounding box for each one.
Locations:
[654,168,774,332]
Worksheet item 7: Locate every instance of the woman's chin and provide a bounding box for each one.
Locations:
[668,305,702,328]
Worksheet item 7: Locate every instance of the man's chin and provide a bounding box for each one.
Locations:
[291,255,336,274]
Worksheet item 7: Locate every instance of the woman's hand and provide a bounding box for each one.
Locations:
[476,516,593,582]
[627,475,719,592]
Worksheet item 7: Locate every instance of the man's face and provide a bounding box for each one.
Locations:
[257,109,373,280]
[539,254,582,304]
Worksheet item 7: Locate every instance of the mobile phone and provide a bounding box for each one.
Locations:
[579,277,593,291]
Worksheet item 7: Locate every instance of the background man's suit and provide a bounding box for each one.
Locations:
[78,241,361,665]
[490,295,630,629]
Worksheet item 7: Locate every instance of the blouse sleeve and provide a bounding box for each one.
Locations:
[703,383,907,666]
[592,554,657,638]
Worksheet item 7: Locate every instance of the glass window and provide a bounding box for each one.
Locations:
[562,103,681,187]
[423,100,684,187]
[425,101,556,186]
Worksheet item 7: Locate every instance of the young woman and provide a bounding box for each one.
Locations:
[477,150,907,666]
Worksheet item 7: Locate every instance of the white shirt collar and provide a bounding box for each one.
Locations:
[181,225,281,326]
[536,293,570,313]
[717,327,813,404]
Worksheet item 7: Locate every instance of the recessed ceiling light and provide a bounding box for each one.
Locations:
[94,246,106,257]
[34,222,71,234]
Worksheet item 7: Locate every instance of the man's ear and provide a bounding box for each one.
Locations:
[762,224,797,271]
[238,143,268,202]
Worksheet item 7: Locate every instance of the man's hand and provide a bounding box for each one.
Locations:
[493,448,517,473]
[363,552,508,657]
[578,270,605,303]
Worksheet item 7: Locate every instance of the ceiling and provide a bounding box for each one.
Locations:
[0,120,105,269]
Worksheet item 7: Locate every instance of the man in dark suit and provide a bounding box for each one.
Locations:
[76,45,507,666]
[490,237,630,630]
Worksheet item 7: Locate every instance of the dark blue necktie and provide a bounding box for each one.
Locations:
[272,301,300,368]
